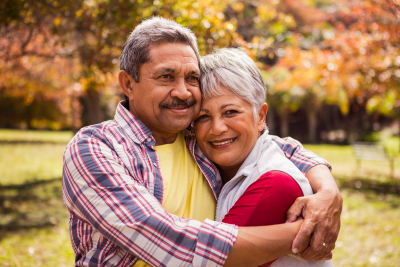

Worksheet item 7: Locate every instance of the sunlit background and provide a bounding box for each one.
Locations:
[0,0,399,266]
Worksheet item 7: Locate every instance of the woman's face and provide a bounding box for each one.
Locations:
[194,85,267,173]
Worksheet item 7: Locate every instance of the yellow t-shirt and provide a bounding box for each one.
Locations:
[135,132,216,266]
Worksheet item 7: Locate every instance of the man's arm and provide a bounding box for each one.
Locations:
[63,132,237,267]
[271,136,332,174]
[271,135,342,260]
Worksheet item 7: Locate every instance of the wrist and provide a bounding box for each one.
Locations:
[318,186,342,202]
[305,164,338,193]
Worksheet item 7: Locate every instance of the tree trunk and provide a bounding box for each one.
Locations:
[266,105,275,134]
[307,108,317,144]
[82,89,104,126]
[398,118,400,152]
[280,110,289,137]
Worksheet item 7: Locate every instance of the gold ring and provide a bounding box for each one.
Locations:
[323,242,328,248]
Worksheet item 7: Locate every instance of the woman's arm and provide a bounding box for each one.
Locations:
[223,171,305,266]
[225,220,304,267]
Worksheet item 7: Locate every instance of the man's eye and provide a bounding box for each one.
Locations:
[187,76,199,82]
[160,74,172,79]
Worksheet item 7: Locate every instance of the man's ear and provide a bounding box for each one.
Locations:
[257,103,268,131]
[118,70,136,100]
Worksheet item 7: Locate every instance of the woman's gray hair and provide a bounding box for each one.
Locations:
[200,48,267,121]
[120,17,200,82]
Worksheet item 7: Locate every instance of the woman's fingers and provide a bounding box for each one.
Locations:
[291,217,314,254]
[286,197,306,223]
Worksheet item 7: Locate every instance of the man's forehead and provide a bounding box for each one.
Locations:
[148,43,199,64]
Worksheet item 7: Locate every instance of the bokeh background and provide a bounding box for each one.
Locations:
[0,0,399,266]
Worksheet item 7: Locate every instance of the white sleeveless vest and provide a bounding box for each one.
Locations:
[215,130,333,267]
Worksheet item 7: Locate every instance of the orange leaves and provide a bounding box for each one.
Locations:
[54,17,61,26]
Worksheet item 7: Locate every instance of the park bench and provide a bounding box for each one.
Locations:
[351,142,394,178]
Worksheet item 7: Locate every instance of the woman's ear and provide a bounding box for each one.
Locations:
[118,70,135,100]
[257,103,268,131]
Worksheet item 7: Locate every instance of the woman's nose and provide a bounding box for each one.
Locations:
[210,117,228,135]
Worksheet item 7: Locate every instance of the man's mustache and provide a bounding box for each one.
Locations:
[159,99,196,108]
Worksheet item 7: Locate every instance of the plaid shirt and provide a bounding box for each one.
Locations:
[62,102,331,267]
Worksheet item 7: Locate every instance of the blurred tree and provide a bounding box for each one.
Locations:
[0,0,239,127]
[236,0,399,142]
[1,0,399,138]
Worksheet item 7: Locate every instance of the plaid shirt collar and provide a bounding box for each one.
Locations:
[114,101,156,146]
[114,100,223,198]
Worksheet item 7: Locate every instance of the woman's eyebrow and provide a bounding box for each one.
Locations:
[221,103,240,109]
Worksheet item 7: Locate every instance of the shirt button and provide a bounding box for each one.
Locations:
[153,162,157,167]
[146,137,152,142]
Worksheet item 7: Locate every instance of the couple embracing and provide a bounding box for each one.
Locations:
[62,17,342,267]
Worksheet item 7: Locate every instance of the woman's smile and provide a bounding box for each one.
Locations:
[209,137,237,147]
[194,85,267,180]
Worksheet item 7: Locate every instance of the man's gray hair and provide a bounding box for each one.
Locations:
[200,48,267,121]
[120,17,200,82]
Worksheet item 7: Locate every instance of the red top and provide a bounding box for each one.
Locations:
[222,170,304,266]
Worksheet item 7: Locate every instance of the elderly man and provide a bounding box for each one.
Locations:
[63,17,342,267]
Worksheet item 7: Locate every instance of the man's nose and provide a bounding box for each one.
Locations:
[210,117,228,135]
[171,78,191,99]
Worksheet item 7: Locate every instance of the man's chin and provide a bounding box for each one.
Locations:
[161,118,193,132]
[159,108,198,130]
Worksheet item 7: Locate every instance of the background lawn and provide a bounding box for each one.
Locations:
[0,129,399,266]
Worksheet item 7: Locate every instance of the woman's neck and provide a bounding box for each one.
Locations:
[218,164,241,185]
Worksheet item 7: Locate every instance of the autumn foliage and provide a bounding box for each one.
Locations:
[0,0,399,143]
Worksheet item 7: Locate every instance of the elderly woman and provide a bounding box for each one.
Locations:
[193,48,334,267]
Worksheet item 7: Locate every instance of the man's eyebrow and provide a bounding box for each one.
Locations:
[199,108,209,112]
[154,68,176,75]
[188,70,200,76]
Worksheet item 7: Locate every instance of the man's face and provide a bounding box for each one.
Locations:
[128,43,201,139]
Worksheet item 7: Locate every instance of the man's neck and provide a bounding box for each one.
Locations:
[123,100,180,146]
[152,132,179,146]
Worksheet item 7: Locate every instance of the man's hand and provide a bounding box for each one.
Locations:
[286,165,342,261]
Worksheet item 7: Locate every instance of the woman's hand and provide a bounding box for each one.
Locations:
[288,216,312,255]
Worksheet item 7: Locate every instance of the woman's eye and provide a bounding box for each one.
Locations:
[196,114,209,121]
[226,110,238,115]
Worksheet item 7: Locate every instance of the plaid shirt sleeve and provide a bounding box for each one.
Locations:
[270,135,332,174]
[62,131,238,267]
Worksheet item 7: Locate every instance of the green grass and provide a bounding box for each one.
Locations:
[0,129,73,143]
[304,142,400,180]
[0,130,73,185]
[1,129,400,266]
[0,129,75,266]
[0,221,74,266]
[335,189,400,266]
